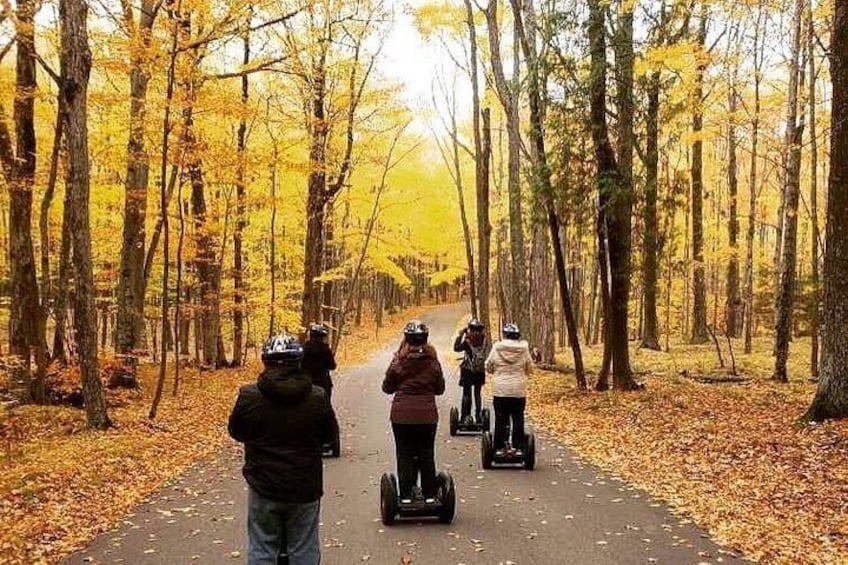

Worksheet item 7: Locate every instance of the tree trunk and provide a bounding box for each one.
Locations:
[641,69,661,350]
[743,6,764,355]
[115,0,157,355]
[301,52,329,328]
[1,0,47,402]
[60,0,110,429]
[482,0,527,333]
[587,0,637,389]
[511,0,584,387]
[774,0,806,383]
[690,4,709,344]
[232,27,250,367]
[805,0,848,419]
[725,29,741,338]
[807,0,820,378]
[464,0,491,338]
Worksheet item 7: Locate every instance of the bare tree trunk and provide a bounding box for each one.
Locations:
[641,68,661,350]
[807,0,820,378]
[115,0,158,355]
[0,0,47,402]
[432,75,477,318]
[744,6,764,354]
[725,26,741,337]
[774,0,806,383]
[512,0,584,387]
[60,0,110,428]
[482,0,527,333]
[805,0,848,420]
[231,26,250,367]
[588,0,637,389]
[40,112,63,347]
[690,4,709,344]
[150,3,179,417]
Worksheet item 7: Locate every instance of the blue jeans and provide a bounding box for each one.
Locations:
[247,487,321,565]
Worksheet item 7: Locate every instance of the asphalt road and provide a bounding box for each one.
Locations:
[65,304,741,565]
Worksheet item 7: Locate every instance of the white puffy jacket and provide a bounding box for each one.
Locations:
[485,339,532,398]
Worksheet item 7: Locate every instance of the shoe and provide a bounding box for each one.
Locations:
[424,498,436,504]
[514,450,524,457]
[495,449,505,457]
[400,498,412,505]
[463,415,474,425]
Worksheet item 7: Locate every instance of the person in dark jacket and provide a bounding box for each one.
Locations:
[453,318,488,424]
[229,333,338,565]
[301,323,337,402]
[382,320,445,502]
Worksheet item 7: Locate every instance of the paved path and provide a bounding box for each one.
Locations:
[66,304,741,565]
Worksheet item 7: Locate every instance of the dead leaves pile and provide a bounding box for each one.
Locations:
[0,364,254,565]
[528,344,848,564]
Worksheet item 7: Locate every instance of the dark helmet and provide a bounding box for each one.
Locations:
[403,319,429,346]
[261,333,304,367]
[502,323,521,340]
[467,318,484,331]
[308,323,329,339]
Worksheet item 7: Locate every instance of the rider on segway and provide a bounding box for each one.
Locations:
[453,318,489,425]
[486,323,532,458]
[382,320,445,503]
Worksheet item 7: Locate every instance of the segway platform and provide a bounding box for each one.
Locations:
[380,472,456,525]
[449,406,491,436]
[481,430,536,470]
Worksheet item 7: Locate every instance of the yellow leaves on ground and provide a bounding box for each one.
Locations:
[0,306,425,565]
[529,340,848,564]
[1,364,254,565]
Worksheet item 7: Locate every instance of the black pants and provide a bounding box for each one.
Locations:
[461,384,483,420]
[493,396,526,450]
[392,423,437,499]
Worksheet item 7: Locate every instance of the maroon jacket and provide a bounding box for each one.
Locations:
[382,343,445,424]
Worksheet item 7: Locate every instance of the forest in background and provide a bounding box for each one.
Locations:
[0,0,846,424]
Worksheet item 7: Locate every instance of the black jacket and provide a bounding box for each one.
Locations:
[301,339,337,393]
[453,332,487,386]
[228,366,338,502]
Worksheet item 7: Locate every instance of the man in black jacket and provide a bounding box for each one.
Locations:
[229,333,338,565]
[301,323,337,401]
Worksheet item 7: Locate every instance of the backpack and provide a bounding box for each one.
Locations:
[466,344,487,374]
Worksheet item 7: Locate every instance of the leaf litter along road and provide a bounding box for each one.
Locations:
[64,304,738,565]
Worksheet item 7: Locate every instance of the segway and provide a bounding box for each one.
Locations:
[380,472,456,525]
[321,427,341,458]
[481,429,535,470]
[449,406,491,436]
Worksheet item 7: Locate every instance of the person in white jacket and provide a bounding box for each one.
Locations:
[485,323,532,455]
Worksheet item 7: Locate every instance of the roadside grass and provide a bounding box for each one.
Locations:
[530,336,848,564]
[0,306,424,565]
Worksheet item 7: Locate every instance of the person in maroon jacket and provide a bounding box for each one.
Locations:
[382,320,445,502]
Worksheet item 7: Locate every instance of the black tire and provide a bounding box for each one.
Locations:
[481,431,494,470]
[524,432,536,471]
[380,473,398,525]
[436,471,456,524]
[481,408,491,432]
[330,431,341,458]
[449,406,459,436]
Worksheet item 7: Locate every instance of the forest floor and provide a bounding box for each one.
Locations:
[0,305,425,564]
[530,336,848,564]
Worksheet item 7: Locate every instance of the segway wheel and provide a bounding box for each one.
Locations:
[481,408,491,432]
[380,473,398,525]
[524,432,536,471]
[436,471,456,524]
[449,406,459,436]
[330,430,341,458]
[481,431,494,470]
